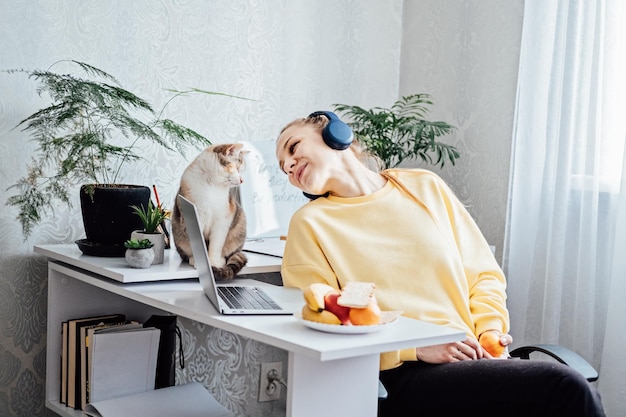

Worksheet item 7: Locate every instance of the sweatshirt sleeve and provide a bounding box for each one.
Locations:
[427,172,510,337]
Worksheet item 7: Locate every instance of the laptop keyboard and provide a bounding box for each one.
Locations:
[218,286,281,310]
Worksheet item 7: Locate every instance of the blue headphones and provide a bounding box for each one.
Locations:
[308,111,353,150]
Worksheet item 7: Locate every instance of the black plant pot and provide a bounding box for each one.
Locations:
[78,184,151,257]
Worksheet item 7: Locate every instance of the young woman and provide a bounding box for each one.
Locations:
[275,111,605,416]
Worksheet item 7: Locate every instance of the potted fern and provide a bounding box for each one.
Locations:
[333,94,459,169]
[4,60,241,256]
[129,200,169,265]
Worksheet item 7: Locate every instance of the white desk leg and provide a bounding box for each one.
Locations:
[286,352,380,417]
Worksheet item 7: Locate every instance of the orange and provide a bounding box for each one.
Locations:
[480,332,505,357]
[349,298,381,325]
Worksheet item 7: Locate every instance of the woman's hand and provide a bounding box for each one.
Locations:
[414,332,513,363]
[414,337,485,363]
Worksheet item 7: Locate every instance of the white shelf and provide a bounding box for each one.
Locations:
[46,264,169,417]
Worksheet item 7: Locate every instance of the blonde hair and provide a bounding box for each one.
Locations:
[278,114,384,172]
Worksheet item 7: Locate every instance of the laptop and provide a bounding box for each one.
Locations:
[176,195,296,315]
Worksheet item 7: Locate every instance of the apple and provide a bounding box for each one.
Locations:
[479,332,505,357]
[324,292,352,325]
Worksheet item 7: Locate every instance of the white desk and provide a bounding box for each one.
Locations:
[37,245,464,417]
[35,244,281,283]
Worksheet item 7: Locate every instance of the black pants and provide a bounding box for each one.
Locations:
[378,359,605,417]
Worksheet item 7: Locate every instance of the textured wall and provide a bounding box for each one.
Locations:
[0,1,402,416]
[400,0,524,262]
[0,1,524,416]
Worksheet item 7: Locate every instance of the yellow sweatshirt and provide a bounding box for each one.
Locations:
[281,169,509,370]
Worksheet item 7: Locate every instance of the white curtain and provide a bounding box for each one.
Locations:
[504,1,626,415]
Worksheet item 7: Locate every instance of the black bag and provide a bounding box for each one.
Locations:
[143,315,184,389]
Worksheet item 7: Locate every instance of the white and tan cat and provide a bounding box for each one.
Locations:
[171,143,248,280]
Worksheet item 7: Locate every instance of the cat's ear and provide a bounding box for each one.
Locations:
[225,143,244,156]
[212,143,238,156]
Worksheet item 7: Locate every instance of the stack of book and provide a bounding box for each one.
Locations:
[60,313,161,410]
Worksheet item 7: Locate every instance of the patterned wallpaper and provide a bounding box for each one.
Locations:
[400,0,524,261]
[0,1,523,416]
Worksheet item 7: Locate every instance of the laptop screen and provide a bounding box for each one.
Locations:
[176,195,224,311]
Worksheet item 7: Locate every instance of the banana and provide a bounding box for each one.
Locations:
[301,305,342,325]
[302,283,336,312]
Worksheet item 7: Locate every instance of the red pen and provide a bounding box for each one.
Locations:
[152,184,161,207]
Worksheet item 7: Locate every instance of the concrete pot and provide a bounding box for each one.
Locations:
[125,248,154,269]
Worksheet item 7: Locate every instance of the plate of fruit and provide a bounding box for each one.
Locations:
[297,282,402,334]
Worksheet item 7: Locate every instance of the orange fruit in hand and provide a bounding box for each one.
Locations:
[349,297,381,325]
[480,332,505,357]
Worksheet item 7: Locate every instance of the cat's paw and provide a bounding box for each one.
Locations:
[189,256,195,267]
[212,266,235,281]
[226,251,248,272]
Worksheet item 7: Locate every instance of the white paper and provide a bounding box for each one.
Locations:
[243,237,286,258]
[239,141,308,238]
[89,327,160,404]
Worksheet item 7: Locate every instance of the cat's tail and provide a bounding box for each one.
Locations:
[212,251,248,281]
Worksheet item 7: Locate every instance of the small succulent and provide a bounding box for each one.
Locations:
[130,200,169,234]
[123,238,154,249]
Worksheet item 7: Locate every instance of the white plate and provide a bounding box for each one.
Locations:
[295,311,400,334]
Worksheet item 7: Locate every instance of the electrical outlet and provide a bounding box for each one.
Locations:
[258,361,283,402]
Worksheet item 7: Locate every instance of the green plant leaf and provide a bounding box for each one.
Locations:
[124,238,154,249]
[130,201,168,234]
